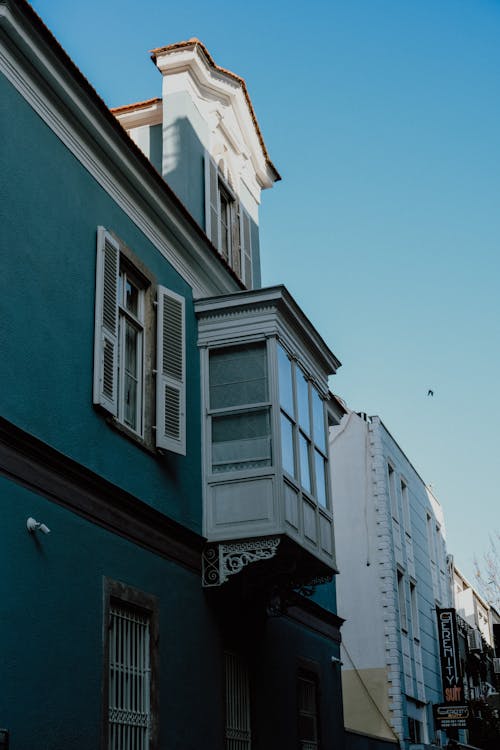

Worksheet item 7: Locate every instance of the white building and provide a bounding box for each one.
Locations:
[331,411,452,749]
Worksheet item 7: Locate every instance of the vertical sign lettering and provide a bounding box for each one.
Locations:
[436,608,464,704]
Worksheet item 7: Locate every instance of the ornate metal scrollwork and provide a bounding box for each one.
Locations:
[202,537,281,587]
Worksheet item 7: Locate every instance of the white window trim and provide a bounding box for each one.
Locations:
[117,268,145,436]
[387,462,399,522]
[397,568,408,633]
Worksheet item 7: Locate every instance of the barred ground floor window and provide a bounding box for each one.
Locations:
[224,651,252,750]
[103,579,159,750]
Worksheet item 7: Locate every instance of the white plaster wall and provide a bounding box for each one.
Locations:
[332,412,454,746]
[331,413,387,667]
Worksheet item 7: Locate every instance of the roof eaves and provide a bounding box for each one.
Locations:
[111,97,163,115]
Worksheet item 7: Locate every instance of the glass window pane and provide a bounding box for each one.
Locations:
[277,344,294,415]
[210,343,268,409]
[212,409,271,473]
[281,412,295,477]
[299,433,311,493]
[124,321,139,430]
[297,374,310,435]
[312,388,326,452]
[314,449,328,508]
[125,278,139,316]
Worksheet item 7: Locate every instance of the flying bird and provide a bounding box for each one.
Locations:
[427,389,434,397]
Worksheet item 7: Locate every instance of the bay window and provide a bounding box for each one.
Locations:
[209,343,271,474]
[197,286,341,576]
[278,343,330,509]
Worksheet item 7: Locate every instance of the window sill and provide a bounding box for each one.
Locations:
[208,465,274,481]
[100,411,157,457]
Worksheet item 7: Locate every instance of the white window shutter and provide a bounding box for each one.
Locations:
[231,199,241,277]
[240,208,252,288]
[156,286,186,455]
[204,152,220,249]
[93,227,119,415]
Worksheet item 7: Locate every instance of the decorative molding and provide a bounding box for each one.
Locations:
[202,537,280,587]
[195,285,341,393]
[0,417,203,572]
[152,41,279,191]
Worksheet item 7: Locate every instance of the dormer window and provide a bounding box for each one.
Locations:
[218,181,233,264]
[205,156,253,288]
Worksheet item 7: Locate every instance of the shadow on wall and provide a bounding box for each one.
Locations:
[162,116,262,289]
[163,116,205,230]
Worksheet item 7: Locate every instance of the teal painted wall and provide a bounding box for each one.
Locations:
[1,69,344,750]
[1,476,344,750]
[0,477,223,750]
[255,617,344,749]
[0,74,202,533]
[312,577,339,616]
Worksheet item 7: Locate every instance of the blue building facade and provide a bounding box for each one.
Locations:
[0,2,346,749]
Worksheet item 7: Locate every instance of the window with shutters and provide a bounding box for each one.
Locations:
[205,155,253,287]
[103,579,159,750]
[298,673,320,750]
[224,652,252,750]
[93,227,186,455]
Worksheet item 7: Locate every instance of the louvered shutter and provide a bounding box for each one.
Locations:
[231,199,242,278]
[240,208,252,288]
[93,227,119,415]
[204,152,220,248]
[156,287,186,455]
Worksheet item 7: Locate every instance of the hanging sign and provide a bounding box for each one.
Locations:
[433,703,469,729]
[436,607,464,704]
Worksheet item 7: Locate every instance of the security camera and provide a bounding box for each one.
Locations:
[27,517,51,534]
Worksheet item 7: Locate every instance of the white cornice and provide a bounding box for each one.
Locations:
[195,286,341,393]
[0,2,241,299]
[114,101,163,131]
[155,46,276,193]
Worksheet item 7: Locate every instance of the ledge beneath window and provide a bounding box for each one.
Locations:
[97,408,157,457]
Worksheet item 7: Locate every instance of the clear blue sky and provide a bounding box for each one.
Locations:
[30,0,500,585]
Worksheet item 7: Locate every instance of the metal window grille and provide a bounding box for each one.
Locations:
[108,603,151,750]
[298,675,319,750]
[224,652,251,750]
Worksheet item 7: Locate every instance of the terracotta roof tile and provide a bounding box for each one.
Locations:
[111,97,162,115]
